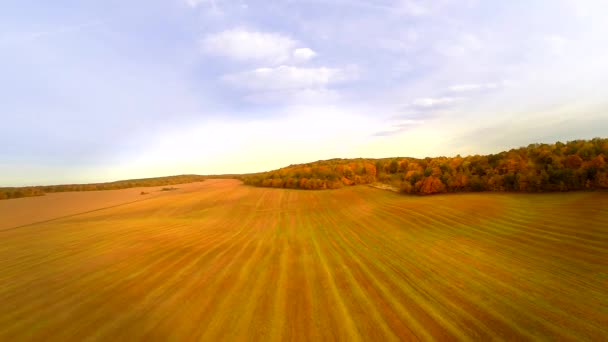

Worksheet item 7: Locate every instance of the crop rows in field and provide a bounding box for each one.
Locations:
[1,179,607,340]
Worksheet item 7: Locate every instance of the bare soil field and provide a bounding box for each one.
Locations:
[0,182,206,231]
[0,179,607,340]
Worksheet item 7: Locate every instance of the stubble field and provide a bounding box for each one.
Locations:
[1,179,607,340]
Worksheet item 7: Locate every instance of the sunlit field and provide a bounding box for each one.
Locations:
[1,179,607,340]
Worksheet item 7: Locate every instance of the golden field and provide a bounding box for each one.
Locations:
[0,182,207,230]
[1,179,607,340]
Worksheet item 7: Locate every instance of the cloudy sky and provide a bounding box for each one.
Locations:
[2,0,608,185]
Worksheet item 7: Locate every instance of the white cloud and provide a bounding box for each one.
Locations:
[201,29,319,65]
[185,0,223,16]
[321,0,428,16]
[185,0,200,7]
[293,48,317,62]
[448,80,516,92]
[395,0,429,16]
[221,65,357,91]
[201,28,297,64]
[448,84,482,92]
[411,97,461,108]
[185,0,213,8]
[372,118,426,136]
[243,88,340,104]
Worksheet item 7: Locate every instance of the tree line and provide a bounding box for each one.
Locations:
[243,138,608,194]
[0,175,206,200]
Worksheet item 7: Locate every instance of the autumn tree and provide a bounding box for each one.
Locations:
[419,176,446,194]
[240,138,607,194]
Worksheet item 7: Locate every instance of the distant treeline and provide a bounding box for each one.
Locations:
[0,175,206,200]
[243,138,608,194]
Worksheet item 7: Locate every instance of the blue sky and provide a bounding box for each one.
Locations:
[1,0,608,185]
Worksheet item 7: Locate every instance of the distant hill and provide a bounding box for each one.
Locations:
[0,175,206,200]
[3,138,607,200]
[243,138,608,195]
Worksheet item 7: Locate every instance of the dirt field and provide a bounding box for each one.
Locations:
[0,182,207,231]
[1,179,607,340]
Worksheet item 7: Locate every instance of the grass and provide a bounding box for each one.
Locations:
[0,179,607,340]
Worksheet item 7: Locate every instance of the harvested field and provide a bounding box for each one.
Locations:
[0,179,607,340]
[0,182,207,231]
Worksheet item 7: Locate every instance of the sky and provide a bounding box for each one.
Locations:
[1,0,608,186]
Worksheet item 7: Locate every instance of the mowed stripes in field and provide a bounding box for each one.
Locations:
[0,179,607,341]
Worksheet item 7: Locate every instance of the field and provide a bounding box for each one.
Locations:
[1,179,607,340]
[0,182,206,230]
